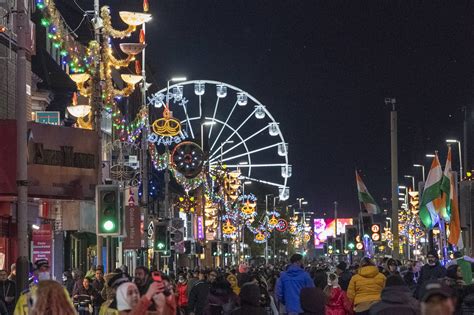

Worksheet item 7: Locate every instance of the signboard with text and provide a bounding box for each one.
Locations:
[32,224,53,264]
[123,205,141,249]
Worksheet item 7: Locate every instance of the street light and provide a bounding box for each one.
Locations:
[446,139,463,179]
[426,154,435,158]
[404,175,416,191]
[413,164,426,183]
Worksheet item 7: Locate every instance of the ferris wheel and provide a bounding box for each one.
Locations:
[147,80,291,200]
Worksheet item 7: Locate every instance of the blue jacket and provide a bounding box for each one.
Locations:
[276,264,315,313]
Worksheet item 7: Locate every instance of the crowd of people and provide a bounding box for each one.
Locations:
[2,249,474,314]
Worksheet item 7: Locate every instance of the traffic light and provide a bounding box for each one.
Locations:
[361,214,373,238]
[211,242,218,256]
[154,222,169,252]
[195,242,204,254]
[184,241,192,254]
[345,225,357,250]
[223,243,230,256]
[371,224,381,242]
[96,185,121,236]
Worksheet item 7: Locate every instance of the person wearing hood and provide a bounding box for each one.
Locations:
[275,254,315,315]
[369,275,420,315]
[415,250,446,299]
[382,258,399,277]
[347,257,386,315]
[176,273,189,315]
[115,281,162,315]
[324,273,352,315]
[231,283,266,315]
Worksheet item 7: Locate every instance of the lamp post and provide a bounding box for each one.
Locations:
[446,139,463,179]
[404,175,416,191]
[386,97,399,259]
[219,140,234,268]
[413,164,425,183]
[264,194,274,264]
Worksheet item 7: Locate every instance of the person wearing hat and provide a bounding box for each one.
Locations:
[419,281,455,315]
[99,272,130,315]
[335,262,352,292]
[415,250,447,299]
[369,275,420,315]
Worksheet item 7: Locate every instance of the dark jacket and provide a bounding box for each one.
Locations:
[369,285,420,315]
[231,283,266,315]
[0,279,15,313]
[188,280,211,315]
[276,264,315,313]
[415,262,446,298]
[203,281,237,315]
[338,270,352,292]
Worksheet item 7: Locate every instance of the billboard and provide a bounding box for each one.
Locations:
[314,218,353,248]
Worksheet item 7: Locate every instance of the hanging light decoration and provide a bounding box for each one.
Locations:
[279,187,290,201]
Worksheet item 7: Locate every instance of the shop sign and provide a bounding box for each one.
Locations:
[32,224,52,264]
[123,205,141,250]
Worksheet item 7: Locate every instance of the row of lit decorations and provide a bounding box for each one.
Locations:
[39,0,152,138]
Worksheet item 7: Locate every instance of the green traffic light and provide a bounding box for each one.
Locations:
[348,243,355,249]
[156,242,165,250]
[103,220,115,231]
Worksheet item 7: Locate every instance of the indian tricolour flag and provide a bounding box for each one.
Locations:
[440,147,453,222]
[419,154,443,229]
[441,147,463,247]
[355,171,380,214]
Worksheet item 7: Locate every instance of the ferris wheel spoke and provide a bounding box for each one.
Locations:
[209,107,258,160]
[219,143,279,163]
[209,100,238,152]
[209,125,269,163]
[218,163,287,168]
[208,97,220,139]
[182,102,195,139]
[238,175,285,188]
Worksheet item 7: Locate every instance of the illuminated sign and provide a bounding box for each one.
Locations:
[313,218,353,249]
[197,216,204,240]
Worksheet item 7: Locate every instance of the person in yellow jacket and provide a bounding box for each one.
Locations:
[14,259,74,315]
[347,257,386,314]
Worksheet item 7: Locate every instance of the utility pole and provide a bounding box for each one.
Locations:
[15,0,30,295]
[334,201,338,236]
[93,0,104,268]
[386,98,399,259]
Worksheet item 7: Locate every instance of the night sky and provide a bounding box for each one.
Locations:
[66,0,473,217]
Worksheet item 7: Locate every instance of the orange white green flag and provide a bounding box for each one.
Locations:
[419,154,443,229]
[355,171,380,214]
[441,147,463,247]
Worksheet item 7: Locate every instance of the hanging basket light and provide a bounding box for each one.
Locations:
[67,105,92,118]
[121,74,143,85]
[119,43,147,55]
[70,73,90,84]
[119,11,152,26]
